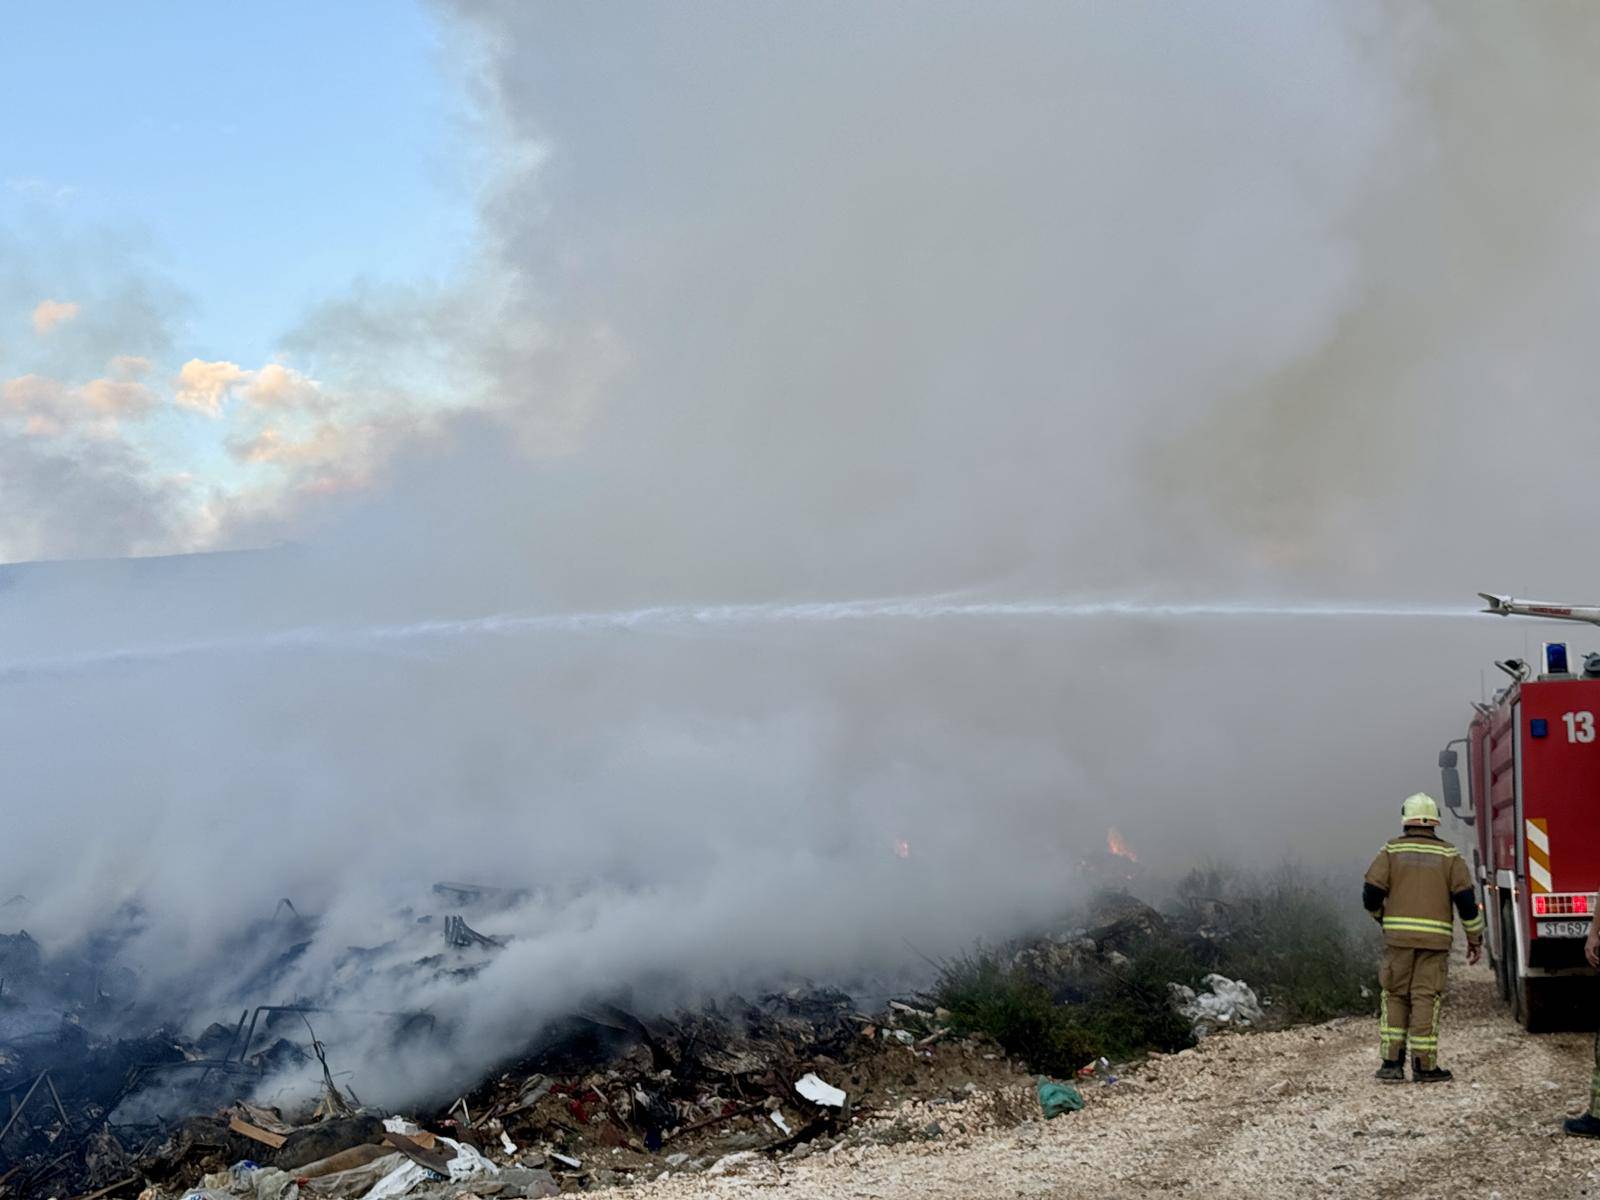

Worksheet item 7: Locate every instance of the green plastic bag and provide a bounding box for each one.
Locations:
[1036,1076,1085,1118]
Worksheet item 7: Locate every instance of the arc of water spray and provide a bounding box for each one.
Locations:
[0,594,1491,683]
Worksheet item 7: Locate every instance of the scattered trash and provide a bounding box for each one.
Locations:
[795,1073,848,1108]
[295,1142,393,1180]
[443,914,504,950]
[384,1129,455,1176]
[364,1136,498,1199]
[1171,974,1264,1037]
[0,909,1031,1197]
[228,1113,289,1150]
[1077,1056,1118,1086]
[1036,1076,1085,1118]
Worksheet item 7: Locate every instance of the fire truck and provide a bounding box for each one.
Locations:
[1438,594,1600,1029]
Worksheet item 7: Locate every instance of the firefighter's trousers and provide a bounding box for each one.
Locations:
[1379,945,1448,1069]
[1590,1026,1600,1114]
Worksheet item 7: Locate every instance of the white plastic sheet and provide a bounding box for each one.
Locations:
[360,1136,499,1200]
[1170,973,1263,1036]
[794,1072,846,1107]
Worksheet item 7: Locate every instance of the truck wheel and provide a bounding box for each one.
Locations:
[1519,978,1549,1033]
[1504,903,1525,1024]
[1500,905,1551,1032]
[1497,899,1514,1004]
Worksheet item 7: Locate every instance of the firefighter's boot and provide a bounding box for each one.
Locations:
[1412,1060,1453,1084]
[1565,1113,1600,1139]
[1374,1059,1405,1083]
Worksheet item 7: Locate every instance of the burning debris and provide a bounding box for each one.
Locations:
[1105,828,1137,865]
[0,984,1027,1199]
[0,865,1372,1198]
[441,917,502,952]
[0,889,1032,1199]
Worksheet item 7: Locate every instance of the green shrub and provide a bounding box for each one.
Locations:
[934,948,1098,1075]
[932,865,1378,1074]
[1205,866,1378,1023]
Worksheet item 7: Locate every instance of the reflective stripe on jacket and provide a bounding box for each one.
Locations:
[1364,831,1475,950]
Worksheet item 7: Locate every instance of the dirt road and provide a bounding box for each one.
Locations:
[616,960,1600,1200]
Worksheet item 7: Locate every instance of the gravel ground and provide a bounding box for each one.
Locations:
[606,956,1600,1200]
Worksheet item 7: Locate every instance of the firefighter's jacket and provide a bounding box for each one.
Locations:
[1363,828,1484,950]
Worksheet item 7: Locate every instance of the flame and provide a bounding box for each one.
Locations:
[893,838,911,859]
[1106,827,1137,862]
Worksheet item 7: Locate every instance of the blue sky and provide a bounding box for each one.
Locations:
[1,0,471,366]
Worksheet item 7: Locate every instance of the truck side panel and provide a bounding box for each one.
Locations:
[1519,679,1600,909]
[1489,703,1518,876]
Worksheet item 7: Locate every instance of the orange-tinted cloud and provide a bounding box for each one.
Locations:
[79,377,157,419]
[31,299,80,334]
[3,372,158,435]
[239,363,326,411]
[228,421,355,467]
[174,358,248,416]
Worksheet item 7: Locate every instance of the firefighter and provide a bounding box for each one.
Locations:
[1560,900,1600,1136]
[1362,792,1484,1083]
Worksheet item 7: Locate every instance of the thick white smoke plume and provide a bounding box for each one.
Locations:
[5,1,1600,1104]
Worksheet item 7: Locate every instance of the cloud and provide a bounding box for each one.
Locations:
[175,358,332,418]
[173,358,248,415]
[108,354,154,379]
[3,371,157,434]
[79,376,157,419]
[2,373,70,436]
[0,428,191,561]
[31,298,80,334]
[6,177,78,204]
[238,362,327,411]
[227,422,352,467]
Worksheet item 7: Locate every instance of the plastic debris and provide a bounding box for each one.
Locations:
[361,1135,498,1200]
[1036,1076,1085,1118]
[1170,973,1264,1037]
[795,1072,847,1107]
[197,1163,300,1200]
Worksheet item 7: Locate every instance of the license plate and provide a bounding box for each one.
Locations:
[1538,920,1588,938]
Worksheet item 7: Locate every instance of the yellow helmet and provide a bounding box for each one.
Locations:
[1401,792,1441,826]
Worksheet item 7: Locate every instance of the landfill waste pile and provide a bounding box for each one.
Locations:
[0,878,1363,1198]
[0,893,1034,1199]
[12,991,1032,1199]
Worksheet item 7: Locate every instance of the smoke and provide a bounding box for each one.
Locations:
[5,0,1600,1106]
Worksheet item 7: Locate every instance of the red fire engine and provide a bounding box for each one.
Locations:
[1440,594,1600,1029]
